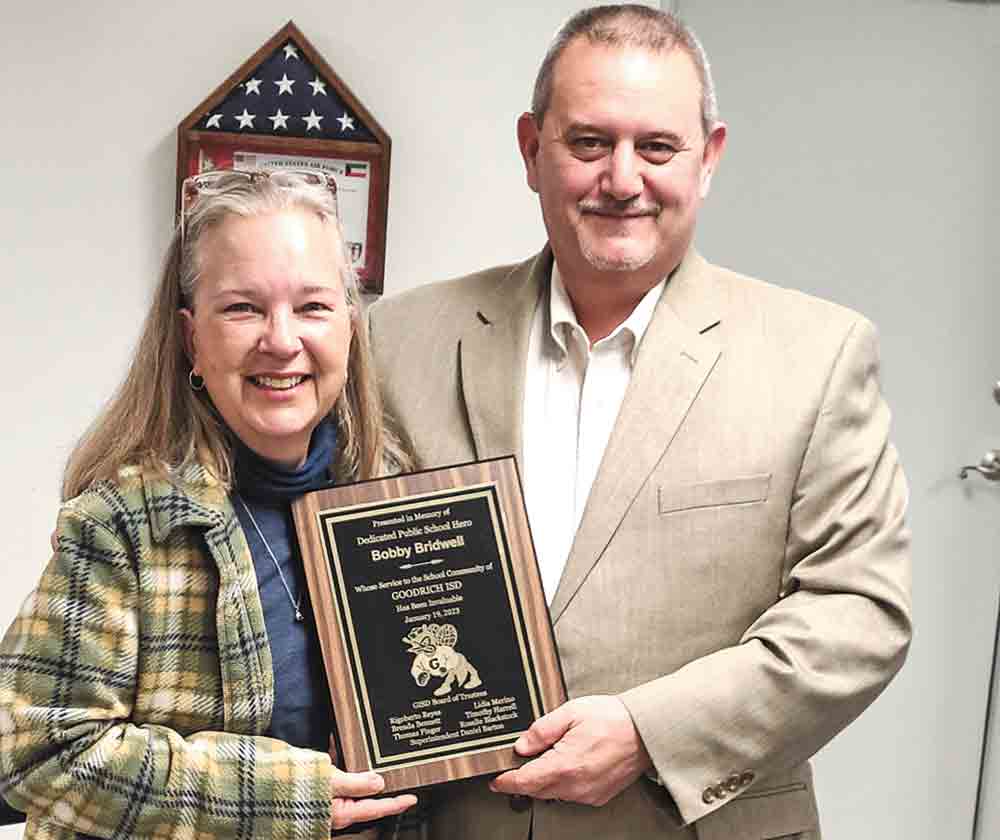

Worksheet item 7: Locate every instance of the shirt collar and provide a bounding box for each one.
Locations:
[547,261,666,367]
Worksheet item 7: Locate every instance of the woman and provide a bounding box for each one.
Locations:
[0,170,417,839]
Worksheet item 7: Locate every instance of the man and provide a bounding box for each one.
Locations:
[369,6,911,839]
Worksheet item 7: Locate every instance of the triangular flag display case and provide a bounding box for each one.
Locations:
[177,21,391,294]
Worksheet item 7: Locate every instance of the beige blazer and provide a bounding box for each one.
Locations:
[368,248,911,840]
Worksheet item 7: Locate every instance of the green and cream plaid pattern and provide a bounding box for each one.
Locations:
[0,464,336,839]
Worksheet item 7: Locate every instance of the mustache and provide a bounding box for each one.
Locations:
[578,199,661,218]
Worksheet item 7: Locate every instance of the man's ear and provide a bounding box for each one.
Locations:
[516,112,542,194]
[179,308,198,371]
[699,122,727,199]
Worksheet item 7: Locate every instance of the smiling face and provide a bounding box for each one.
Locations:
[518,39,726,297]
[181,208,353,467]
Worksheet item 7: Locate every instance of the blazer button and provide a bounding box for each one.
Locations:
[725,773,741,792]
[508,794,532,812]
[739,771,755,787]
[702,788,715,805]
[713,783,728,800]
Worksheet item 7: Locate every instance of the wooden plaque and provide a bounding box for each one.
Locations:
[293,457,566,792]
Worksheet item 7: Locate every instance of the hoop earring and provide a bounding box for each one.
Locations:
[189,370,205,391]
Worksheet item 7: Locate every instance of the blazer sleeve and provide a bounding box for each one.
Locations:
[619,316,912,825]
[0,501,336,840]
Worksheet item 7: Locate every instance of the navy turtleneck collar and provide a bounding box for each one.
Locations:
[233,421,338,502]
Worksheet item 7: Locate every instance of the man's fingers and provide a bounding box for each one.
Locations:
[330,794,417,831]
[514,705,573,757]
[490,748,565,796]
[489,696,652,807]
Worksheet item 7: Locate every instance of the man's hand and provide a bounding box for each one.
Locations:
[329,768,417,831]
[489,695,652,807]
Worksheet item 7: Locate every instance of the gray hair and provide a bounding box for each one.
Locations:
[531,4,719,138]
[179,170,360,312]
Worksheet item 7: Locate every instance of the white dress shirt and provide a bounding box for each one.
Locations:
[522,264,665,603]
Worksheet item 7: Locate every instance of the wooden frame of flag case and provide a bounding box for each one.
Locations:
[176,21,391,295]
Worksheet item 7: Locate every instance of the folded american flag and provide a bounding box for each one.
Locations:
[196,38,375,142]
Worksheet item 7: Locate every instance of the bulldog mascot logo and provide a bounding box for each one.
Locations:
[402,623,482,697]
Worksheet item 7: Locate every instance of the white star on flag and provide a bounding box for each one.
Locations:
[337,113,356,132]
[269,110,290,130]
[283,44,299,60]
[235,109,255,129]
[244,78,262,95]
[205,114,223,128]
[275,74,294,95]
[303,109,324,131]
[308,76,327,96]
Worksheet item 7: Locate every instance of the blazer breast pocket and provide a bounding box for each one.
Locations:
[658,474,771,515]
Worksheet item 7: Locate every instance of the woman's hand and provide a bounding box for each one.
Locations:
[330,768,417,830]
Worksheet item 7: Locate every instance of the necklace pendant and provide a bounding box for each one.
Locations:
[294,608,305,622]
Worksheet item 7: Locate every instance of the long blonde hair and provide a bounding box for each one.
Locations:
[63,171,410,499]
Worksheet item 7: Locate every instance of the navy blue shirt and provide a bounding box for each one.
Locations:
[231,423,336,752]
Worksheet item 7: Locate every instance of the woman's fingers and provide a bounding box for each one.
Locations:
[330,793,417,830]
[331,769,385,799]
[329,769,417,830]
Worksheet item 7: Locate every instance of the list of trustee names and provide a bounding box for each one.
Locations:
[388,694,521,748]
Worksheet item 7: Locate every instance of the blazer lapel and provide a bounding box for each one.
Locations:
[550,252,724,622]
[459,249,550,462]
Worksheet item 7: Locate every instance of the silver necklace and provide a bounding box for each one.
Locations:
[237,496,305,622]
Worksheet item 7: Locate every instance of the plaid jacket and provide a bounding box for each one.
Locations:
[0,463,337,840]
